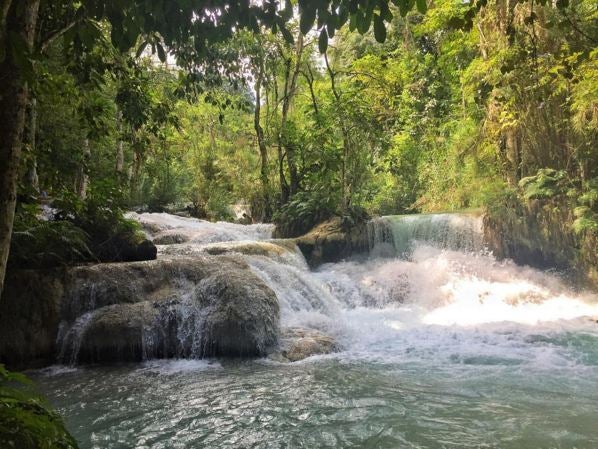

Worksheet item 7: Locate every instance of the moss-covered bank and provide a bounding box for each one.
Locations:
[484,195,597,290]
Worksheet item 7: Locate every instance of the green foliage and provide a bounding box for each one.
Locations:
[9,188,145,269]
[573,177,598,234]
[0,365,78,449]
[53,192,146,257]
[274,189,338,237]
[9,204,92,269]
[8,0,597,250]
[519,169,568,200]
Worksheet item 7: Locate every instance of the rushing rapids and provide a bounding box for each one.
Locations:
[34,212,598,448]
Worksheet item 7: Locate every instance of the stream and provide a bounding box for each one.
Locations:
[34,212,598,448]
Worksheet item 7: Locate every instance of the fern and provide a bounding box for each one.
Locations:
[518,169,567,200]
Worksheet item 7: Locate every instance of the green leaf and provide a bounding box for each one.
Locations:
[380,2,394,22]
[397,0,412,17]
[280,24,294,44]
[349,13,357,32]
[373,14,386,43]
[318,28,328,54]
[416,0,427,14]
[156,42,166,63]
[282,0,293,20]
[356,11,369,34]
[338,6,350,27]
[300,7,317,35]
[135,40,149,58]
[327,22,336,38]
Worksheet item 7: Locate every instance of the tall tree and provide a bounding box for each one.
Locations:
[0,0,428,296]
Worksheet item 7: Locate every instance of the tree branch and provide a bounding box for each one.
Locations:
[38,16,83,52]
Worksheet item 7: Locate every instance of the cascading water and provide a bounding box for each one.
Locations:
[127,211,275,243]
[37,212,598,449]
[367,212,485,257]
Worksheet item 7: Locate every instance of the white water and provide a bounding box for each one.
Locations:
[127,212,274,243]
[37,212,598,448]
[118,212,598,365]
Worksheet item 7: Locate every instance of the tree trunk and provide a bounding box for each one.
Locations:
[283,32,303,197]
[76,138,91,200]
[0,0,40,298]
[0,0,12,39]
[303,64,320,120]
[254,65,271,220]
[505,128,520,186]
[25,97,39,194]
[272,68,289,204]
[116,110,124,176]
[324,53,352,212]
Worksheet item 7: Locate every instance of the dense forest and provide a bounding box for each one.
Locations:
[2,0,596,277]
[0,0,596,446]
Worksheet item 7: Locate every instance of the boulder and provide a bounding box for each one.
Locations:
[272,327,339,362]
[64,302,160,364]
[198,269,279,357]
[294,217,369,266]
[90,226,157,263]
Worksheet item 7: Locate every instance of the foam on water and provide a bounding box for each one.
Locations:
[139,359,222,374]
[127,212,274,244]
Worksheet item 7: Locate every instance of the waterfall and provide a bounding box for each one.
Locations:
[53,212,597,366]
[367,213,485,257]
[35,212,598,449]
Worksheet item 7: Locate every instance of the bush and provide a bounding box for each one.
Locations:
[573,177,598,234]
[9,204,92,269]
[0,365,78,449]
[273,188,338,238]
[339,205,370,231]
[9,191,152,269]
[519,168,568,200]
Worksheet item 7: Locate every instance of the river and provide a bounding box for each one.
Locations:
[33,212,598,448]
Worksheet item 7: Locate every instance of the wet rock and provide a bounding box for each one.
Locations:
[483,196,598,289]
[152,231,190,245]
[157,240,300,265]
[198,269,279,357]
[201,241,292,257]
[2,255,280,367]
[93,230,157,263]
[272,327,339,362]
[68,302,160,364]
[294,217,369,266]
[0,269,65,369]
[62,257,278,363]
[120,238,157,261]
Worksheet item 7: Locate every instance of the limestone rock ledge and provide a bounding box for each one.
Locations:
[292,217,369,266]
[0,255,279,368]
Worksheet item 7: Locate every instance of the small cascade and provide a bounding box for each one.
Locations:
[55,255,281,364]
[49,211,597,367]
[127,212,275,244]
[367,213,485,257]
